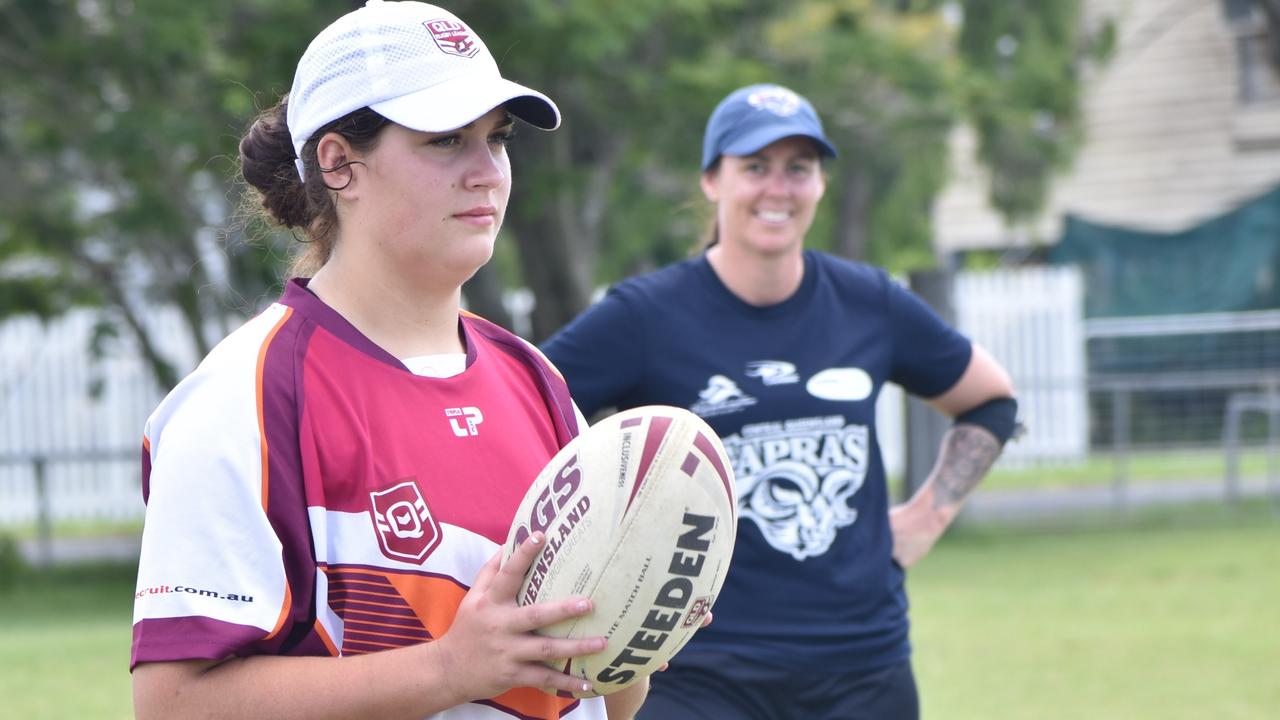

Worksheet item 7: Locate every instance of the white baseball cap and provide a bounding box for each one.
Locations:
[286,0,560,178]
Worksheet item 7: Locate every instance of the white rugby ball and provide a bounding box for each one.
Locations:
[502,405,737,697]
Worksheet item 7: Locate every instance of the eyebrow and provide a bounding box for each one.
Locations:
[457,112,515,131]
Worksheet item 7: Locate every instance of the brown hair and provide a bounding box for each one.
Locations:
[697,160,721,251]
[238,98,391,277]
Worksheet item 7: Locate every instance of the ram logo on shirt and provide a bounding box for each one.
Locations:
[722,415,868,560]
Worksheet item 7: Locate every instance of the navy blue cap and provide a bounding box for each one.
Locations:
[701,84,838,171]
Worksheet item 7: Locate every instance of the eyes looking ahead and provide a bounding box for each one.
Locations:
[421,111,516,155]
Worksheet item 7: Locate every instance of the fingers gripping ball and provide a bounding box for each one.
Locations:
[502,406,738,697]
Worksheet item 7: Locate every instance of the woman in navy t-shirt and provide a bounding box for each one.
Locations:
[543,84,1019,720]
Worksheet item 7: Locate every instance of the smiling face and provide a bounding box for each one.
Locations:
[322,106,516,287]
[700,136,826,258]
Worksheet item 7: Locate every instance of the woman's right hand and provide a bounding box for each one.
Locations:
[429,532,605,703]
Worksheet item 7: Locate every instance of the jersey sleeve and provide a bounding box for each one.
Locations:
[541,287,646,417]
[886,278,973,398]
[132,309,294,669]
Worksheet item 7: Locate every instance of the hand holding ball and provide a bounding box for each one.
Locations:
[503,406,737,696]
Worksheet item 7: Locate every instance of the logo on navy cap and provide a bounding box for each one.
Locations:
[747,87,802,116]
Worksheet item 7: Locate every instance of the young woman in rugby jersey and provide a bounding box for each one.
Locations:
[543,84,1019,719]
[131,3,645,719]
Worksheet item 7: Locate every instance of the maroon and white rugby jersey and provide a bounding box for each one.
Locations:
[132,279,601,720]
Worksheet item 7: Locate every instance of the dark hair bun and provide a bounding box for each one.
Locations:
[239,100,312,229]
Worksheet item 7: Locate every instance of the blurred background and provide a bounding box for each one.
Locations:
[1,0,1277,717]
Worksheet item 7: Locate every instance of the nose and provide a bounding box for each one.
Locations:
[763,167,790,197]
[463,143,507,191]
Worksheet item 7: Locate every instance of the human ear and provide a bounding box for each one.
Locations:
[315,132,358,192]
[699,171,719,203]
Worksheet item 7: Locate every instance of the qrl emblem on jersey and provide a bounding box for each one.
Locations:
[446,406,483,436]
[370,481,441,563]
[424,19,479,58]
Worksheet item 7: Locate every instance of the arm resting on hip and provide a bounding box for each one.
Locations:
[891,344,1017,567]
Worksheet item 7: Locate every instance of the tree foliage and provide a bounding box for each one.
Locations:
[0,0,358,386]
[0,0,1106,391]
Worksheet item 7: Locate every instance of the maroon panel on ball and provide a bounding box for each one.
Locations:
[624,415,672,514]
[693,431,735,518]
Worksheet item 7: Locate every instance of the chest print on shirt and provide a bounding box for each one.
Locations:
[369,480,442,563]
[745,360,800,386]
[690,374,758,418]
[444,406,484,437]
[723,416,868,560]
[806,367,874,402]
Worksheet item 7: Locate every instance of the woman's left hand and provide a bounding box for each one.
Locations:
[889,492,951,568]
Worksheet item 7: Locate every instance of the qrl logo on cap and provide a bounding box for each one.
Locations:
[424,19,479,58]
[370,481,442,563]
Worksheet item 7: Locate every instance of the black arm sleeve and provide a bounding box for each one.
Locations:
[954,396,1020,444]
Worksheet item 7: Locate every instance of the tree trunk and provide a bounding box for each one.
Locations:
[462,262,515,331]
[507,119,616,343]
[831,160,874,261]
[89,264,179,392]
[511,207,592,343]
[172,280,213,361]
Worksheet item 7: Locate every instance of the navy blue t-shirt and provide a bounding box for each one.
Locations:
[542,250,971,673]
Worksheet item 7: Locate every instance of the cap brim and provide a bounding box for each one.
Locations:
[370,74,560,133]
[717,126,838,166]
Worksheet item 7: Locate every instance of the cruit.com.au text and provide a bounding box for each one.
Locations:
[136,584,254,603]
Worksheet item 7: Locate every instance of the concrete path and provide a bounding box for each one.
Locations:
[963,476,1276,522]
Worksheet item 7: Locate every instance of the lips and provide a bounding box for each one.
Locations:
[455,205,497,219]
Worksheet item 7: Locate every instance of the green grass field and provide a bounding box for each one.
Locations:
[2,503,1277,719]
[911,503,1280,719]
[0,561,136,719]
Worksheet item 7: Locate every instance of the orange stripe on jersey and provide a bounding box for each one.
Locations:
[463,309,567,382]
[526,342,565,381]
[256,306,293,642]
[141,435,151,453]
[325,565,578,719]
[314,618,339,656]
[264,579,293,641]
[487,686,581,720]
[324,567,465,644]
[380,570,468,638]
[255,306,293,513]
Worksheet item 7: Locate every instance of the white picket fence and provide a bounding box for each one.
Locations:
[953,266,1088,466]
[0,307,199,525]
[0,266,1086,526]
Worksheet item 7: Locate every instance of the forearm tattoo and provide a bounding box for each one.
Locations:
[931,425,1002,509]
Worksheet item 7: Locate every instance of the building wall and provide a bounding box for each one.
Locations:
[933,0,1280,252]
